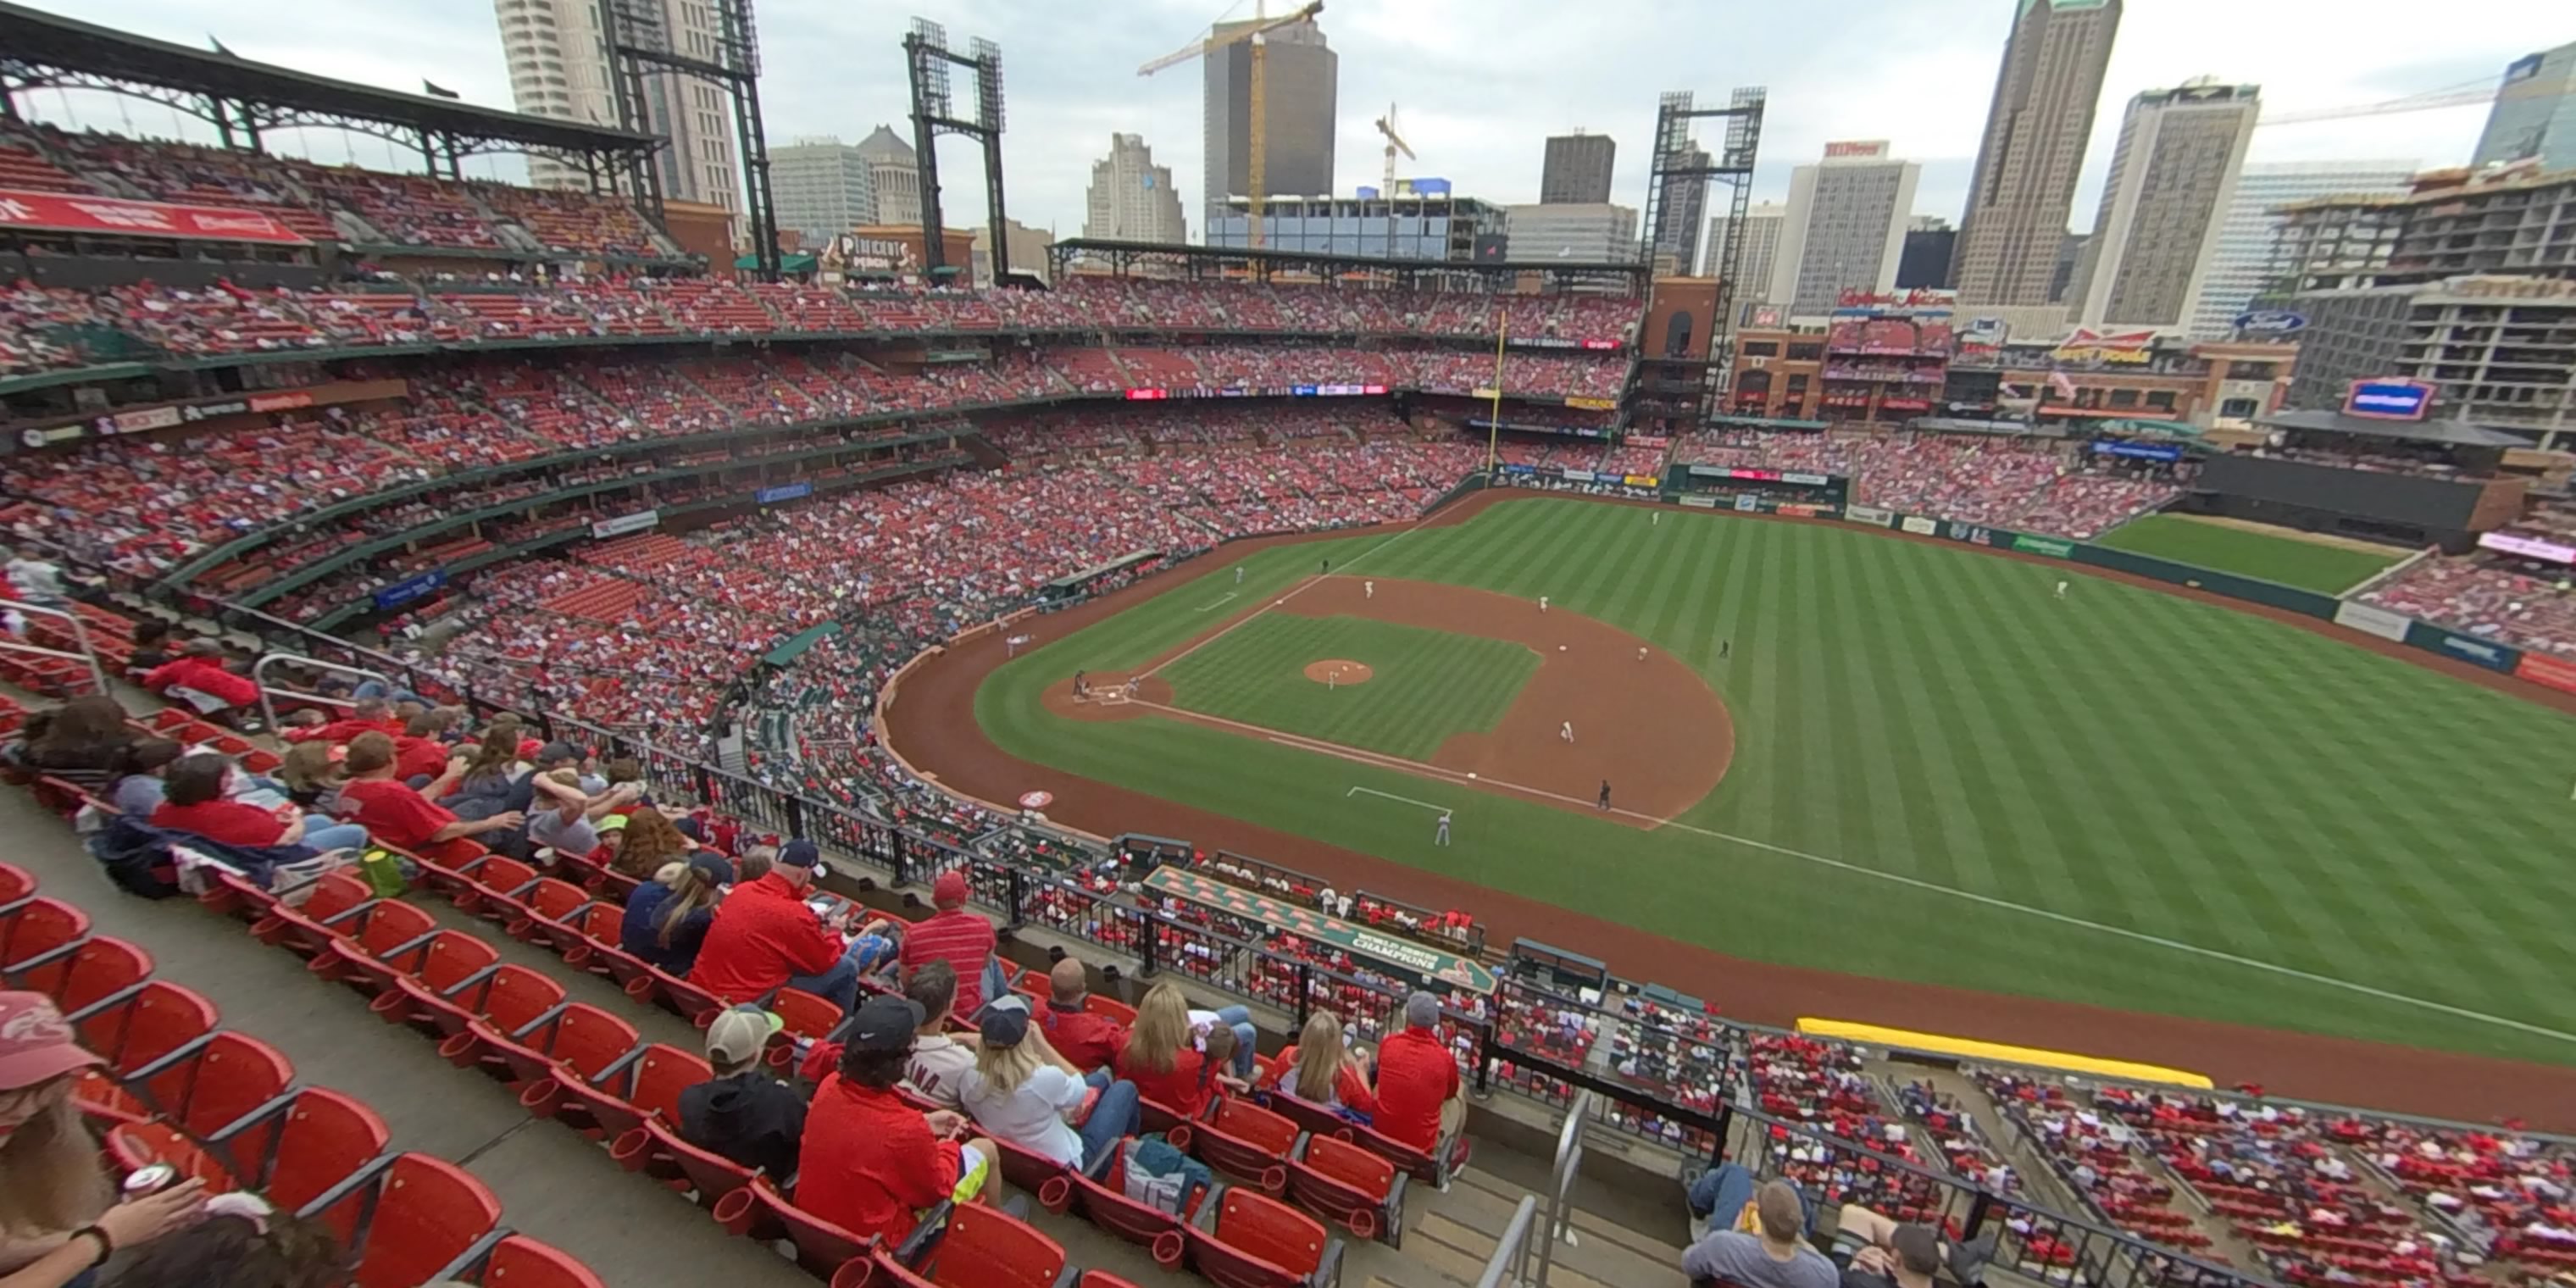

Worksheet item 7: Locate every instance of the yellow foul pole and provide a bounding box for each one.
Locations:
[1486,308,1507,476]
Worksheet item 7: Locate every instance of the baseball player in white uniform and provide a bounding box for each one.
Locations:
[1435,812,1452,846]
[1560,720,1574,744]
[1539,595,1550,612]
[2055,580,2068,601]
[1365,580,1374,599]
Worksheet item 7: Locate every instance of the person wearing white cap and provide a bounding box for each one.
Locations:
[957,997,1142,1171]
[679,1005,806,1181]
[0,992,208,1287]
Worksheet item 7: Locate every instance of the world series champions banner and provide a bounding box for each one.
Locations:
[1141,866,1497,994]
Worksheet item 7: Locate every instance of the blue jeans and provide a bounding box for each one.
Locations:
[1212,1005,1256,1076]
[353,680,428,705]
[982,958,1009,1008]
[787,935,884,1013]
[303,819,369,852]
[1690,1162,1755,1222]
[1079,1079,1143,1171]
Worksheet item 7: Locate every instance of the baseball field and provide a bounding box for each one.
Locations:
[900,491,2576,1103]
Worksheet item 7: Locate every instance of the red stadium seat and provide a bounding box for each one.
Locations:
[391,962,564,1054]
[0,896,89,969]
[478,1235,608,1288]
[71,981,219,1123]
[1038,1146,1203,1262]
[134,1030,296,1149]
[630,964,725,1026]
[308,901,440,996]
[473,1002,640,1110]
[874,1202,1073,1288]
[8,933,152,1013]
[626,1116,761,1214]
[1285,1134,1405,1245]
[1181,1188,1341,1288]
[356,930,498,1032]
[730,1177,871,1277]
[508,878,591,949]
[585,1041,704,1148]
[301,1153,503,1288]
[455,855,541,919]
[0,861,34,903]
[1179,1096,1299,1193]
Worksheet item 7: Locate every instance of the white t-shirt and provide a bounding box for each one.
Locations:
[957,1064,1087,1166]
[903,1034,976,1108]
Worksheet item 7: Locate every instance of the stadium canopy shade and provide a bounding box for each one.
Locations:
[0,1,658,158]
[2256,408,2530,447]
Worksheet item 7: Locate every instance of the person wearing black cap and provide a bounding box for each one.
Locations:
[795,994,997,1246]
[689,839,891,1013]
[956,997,1141,1171]
[678,1005,804,1180]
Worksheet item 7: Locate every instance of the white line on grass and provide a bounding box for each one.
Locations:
[1139,522,1429,682]
[1193,591,1240,613]
[1146,702,2576,1048]
[1346,784,1448,812]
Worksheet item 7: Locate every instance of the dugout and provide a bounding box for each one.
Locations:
[2179,410,2529,552]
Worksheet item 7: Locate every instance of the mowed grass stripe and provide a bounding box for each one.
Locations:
[2096,514,2407,595]
[979,497,2576,1062]
[1161,614,1539,760]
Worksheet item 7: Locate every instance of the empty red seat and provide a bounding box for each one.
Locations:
[629,964,725,1026]
[724,1178,868,1276]
[1182,1188,1341,1288]
[508,878,591,948]
[586,1041,705,1151]
[308,901,440,996]
[9,934,151,1013]
[301,1152,503,1288]
[391,961,564,1052]
[477,1234,608,1288]
[0,860,33,902]
[72,980,219,1123]
[114,1085,389,1218]
[873,1202,1070,1288]
[358,930,498,1026]
[136,1030,297,1148]
[477,1002,640,1109]
[1180,1096,1299,1193]
[628,1115,761,1213]
[0,896,90,969]
[455,855,541,919]
[1285,1134,1404,1245]
[251,874,382,958]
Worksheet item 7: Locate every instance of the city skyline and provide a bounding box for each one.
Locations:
[17,0,2566,250]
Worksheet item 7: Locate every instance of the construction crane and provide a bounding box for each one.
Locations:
[1139,1,1325,249]
[1374,103,1413,256]
[2257,73,2557,128]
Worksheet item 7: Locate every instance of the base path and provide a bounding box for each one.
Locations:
[884,489,2576,1126]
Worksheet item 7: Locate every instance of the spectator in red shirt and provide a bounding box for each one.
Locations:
[149,752,368,852]
[389,708,459,782]
[794,993,996,1246]
[1039,957,1127,1074]
[141,641,259,719]
[688,840,891,1013]
[1113,980,1243,1119]
[280,697,403,746]
[334,732,518,864]
[1373,991,1467,1178]
[898,871,1002,1015]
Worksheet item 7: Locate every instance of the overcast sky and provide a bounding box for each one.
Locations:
[19,0,2570,242]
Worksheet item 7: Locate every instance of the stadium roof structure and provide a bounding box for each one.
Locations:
[0,2,660,163]
[2257,408,2530,447]
[1049,238,1649,295]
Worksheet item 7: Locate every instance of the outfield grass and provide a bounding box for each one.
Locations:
[2094,514,2407,595]
[1161,614,1539,759]
[976,498,2576,1064]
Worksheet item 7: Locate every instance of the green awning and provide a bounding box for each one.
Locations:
[763,621,841,667]
[2096,418,2205,439]
[736,252,821,274]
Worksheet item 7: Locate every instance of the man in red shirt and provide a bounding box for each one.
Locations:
[1373,991,1468,1185]
[1039,957,1127,1074]
[796,994,994,1246]
[281,697,405,746]
[389,708,459,782]
[335,732,519,865]
[150,752,369,852]
[898,871,1002,1015]
[689,841,889,1012]
[141,641,259,719]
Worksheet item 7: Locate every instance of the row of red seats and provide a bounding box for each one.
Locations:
[0,857,603,1287]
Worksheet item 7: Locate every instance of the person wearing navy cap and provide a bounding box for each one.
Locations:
[956,997,1141,1171]
[689,838,889,1013]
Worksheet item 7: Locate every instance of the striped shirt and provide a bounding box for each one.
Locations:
[899,908,998,1012]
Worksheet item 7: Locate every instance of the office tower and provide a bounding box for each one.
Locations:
[2472,41,2576,175]
[494,0,739,214]
[766,138,875,247]
[1541,131,1616,204]
[1703,202,1785,292]
[1084,134,1188,243]
[1650,146,1711,275]
[855,125,920,227]
[1504,203,1638,260]
[2067,80,2259,330]
[1950,0,2123,306]
[2187,159,2415,339]
[1202,14,1337,233]
[1898,217,1955,289]
[1771,141,1921,315]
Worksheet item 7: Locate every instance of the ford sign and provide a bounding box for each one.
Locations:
[2233,310,2306,335]
[2344,378,2434,421]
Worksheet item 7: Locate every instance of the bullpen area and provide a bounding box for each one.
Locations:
[889,490,2576,1113]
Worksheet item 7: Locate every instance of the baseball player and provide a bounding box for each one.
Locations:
[1074,669,1088,698]
[1652,511,1660,527]
[2055,580,2068,601]
[1636,646,1648,663]
[1124,675,1141,698]
[1365,580,1374,599]
[1539,595,1550,612]
[1597,780,1612,811]
[1235,566,1246,584]
[1719,639,1730,660]
[1435,811,1452,846]
[1560,720,1574,744]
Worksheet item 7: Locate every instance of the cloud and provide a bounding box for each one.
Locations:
[19,0,2568,242]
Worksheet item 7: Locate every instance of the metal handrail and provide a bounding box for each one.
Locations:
[1531,1089,1590,1287]
[1474,1196,1541,1288]
[249,652,400,735]
[0,597,108,696]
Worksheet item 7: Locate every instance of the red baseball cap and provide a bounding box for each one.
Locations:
[0,992,103,1091]
[933,871,969,907]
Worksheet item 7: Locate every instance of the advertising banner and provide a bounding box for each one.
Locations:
[1499,464,1538,476]
[2091,441,2184,463]
[2413,625,2517,673]
[2332,601,2412,643]
[1844,504,1893,526]
[0,187,310,244]
[1680,496,1719,508]
[372,570,446,611]
[2012,535,2074,558]
[1622,474,1659,487]
[1782,472,1830,486]
[2516,652,2576,697]
[1900,516,1939,536]
[1564,397,1618,411]
[1734,493,1759,512]
[1563,469,1597,482]
[591,509,662,540]
[756,482,813,504]
[2344,378,2433,421]
[1776,503,1835,518]
[2478,531,2576,564]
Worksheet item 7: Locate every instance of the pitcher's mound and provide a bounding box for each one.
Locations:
[1304,660,1374,686]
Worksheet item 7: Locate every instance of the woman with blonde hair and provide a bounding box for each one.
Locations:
[0,992,208,1287]
[1113,981,1243,1119]
[1277,1009,1379,1122]
[958,999,1140,1169]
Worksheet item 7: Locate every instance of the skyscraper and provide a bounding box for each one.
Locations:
[1950,0,2123,307]
[1703,202,1786,295]
[2068,80,2258,330]
[1085,134,1188,243]
[2472,41,2576,175]
[494,0,739,217]
[1541,132,1616,204]
[2186,159,2415,340]
[1650,147,1710,276]
[1897,217,1955,289]
[855,125,920,227]
[766,138,875,247]
[1202,15,1337,235]
[1771,142,1921,316]
[1505,203,1637,261]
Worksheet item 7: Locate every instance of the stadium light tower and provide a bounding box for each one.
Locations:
[601,0,782,279]
[903,19,1011,282]
[1636,86,1765,429]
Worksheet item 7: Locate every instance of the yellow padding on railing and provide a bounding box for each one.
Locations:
[1795,1018,2214,1089]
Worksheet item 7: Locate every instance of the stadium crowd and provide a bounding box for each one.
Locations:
[2361,553,2576,659]
[1677,427,2181,539]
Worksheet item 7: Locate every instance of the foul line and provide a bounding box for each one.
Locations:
[1129,701,2576,1049]
[1194,591,1239,613]
[1138,523,1428,682]
[1346,784,1447,813]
